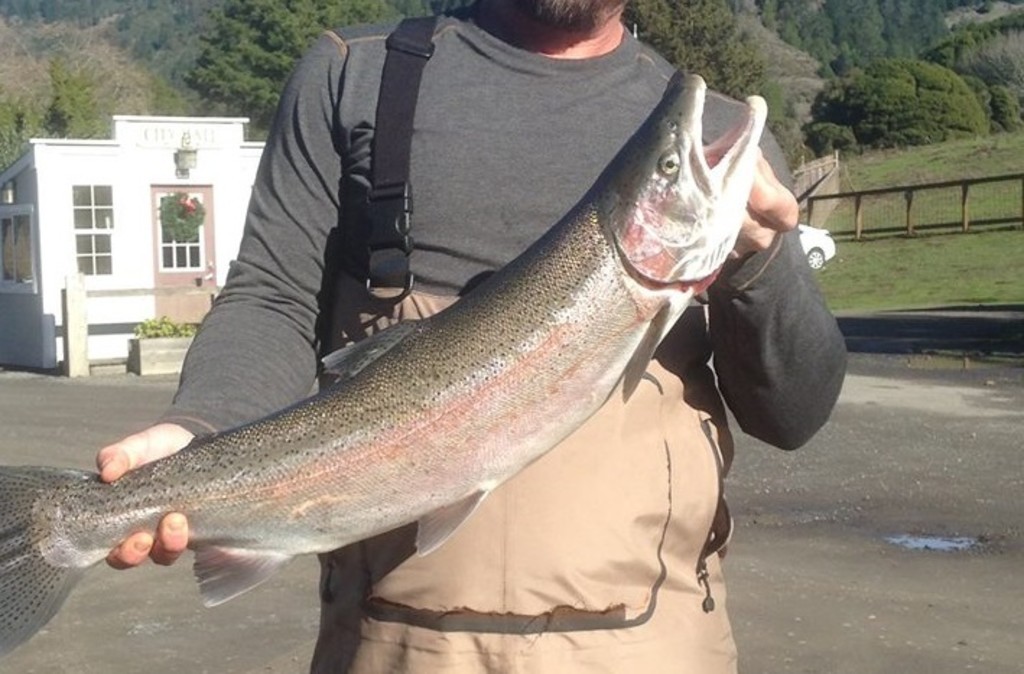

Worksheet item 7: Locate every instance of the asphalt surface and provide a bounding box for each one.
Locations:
[0,313,1021,673]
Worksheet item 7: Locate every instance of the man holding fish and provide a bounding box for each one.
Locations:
[97,0,846,671]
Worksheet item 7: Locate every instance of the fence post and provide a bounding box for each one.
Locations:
[854,195,863,240]
[961,183,970,233]
[61,273,89,378]
[904,190,914,236]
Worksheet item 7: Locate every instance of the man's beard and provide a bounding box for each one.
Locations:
[512,0,626,31]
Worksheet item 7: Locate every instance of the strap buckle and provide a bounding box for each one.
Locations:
[366,181,414,300]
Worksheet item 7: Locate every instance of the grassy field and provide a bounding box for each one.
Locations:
[809,134,1024,312]
[815,228,1022,311]
[839,133,1024,189]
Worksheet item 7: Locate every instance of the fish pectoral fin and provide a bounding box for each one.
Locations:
[321,321,418,381]
[193,545,292,607]
[621,298,688,401]
[415,489,491,557]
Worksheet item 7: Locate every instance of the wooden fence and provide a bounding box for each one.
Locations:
[62,274,216,377]
[805,172,1024,239]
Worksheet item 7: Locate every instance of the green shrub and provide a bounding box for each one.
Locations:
[134,316,197,339]
[807,58,989,152]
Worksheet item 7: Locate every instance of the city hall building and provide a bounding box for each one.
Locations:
[0,116,263,370]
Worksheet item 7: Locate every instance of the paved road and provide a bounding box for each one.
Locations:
[0,353,1021,672]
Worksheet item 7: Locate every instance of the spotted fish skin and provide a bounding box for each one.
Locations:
[0,74,766,658]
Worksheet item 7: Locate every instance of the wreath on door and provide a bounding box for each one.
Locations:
[159,192,205,243]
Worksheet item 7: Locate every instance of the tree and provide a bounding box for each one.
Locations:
[0,95,42,170]
[625,0,766,100]
[827,0,886,73]
[43,57,105,138]
[807,58,988,152]
[956,31,1024,107]
[988,84,1022,132]
[188,0,397,132]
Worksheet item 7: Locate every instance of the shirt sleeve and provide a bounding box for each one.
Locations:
[707,229,848,450]
[160,34,350,434]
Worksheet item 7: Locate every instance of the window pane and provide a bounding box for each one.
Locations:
[93,185,113,206]
[72,185,92,207]
[175,247,186,268]
[94,234,111,254]
[77,256,94,275]
[76,235,94,255]
[188,247,200,267]
[95,255,112,275]
[95,208,114,229]
[162,247,173,268]
[2,219,12,281]
[13,215,32,282]
[74,209,93,229]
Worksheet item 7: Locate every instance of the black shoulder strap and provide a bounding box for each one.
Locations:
[366,16,437,300]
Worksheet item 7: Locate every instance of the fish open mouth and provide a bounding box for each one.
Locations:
[702,98,764,171]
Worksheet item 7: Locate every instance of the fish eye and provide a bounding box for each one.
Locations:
[659,151,681,176]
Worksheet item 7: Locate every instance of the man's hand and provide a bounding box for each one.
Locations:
[732,154,799,257]
[97,423,194,569]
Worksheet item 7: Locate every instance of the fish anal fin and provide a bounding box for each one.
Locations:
[415,489,491,557]
[193,545,292,607]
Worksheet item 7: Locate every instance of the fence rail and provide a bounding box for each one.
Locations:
[805,172,1024,239]
[61,275,216,377]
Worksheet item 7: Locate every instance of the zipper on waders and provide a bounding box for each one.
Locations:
[697,417,733,614]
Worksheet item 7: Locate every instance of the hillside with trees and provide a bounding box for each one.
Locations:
[3,0,1024,167]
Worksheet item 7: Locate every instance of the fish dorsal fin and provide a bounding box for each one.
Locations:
[620,296,689,402]
[321,321,418,381]
[415,488,491,556]
[193,545,292,607]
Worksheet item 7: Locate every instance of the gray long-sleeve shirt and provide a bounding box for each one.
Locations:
[162,12,846,449]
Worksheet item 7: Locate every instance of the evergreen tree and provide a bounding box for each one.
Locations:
[43,57,105,138]
[187,0,397,132]
[625,0,766,100]
[0,95,42,170]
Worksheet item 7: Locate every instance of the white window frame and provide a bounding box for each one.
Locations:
[0,205,36,292]
[72,184,114,276]
[156,190,206,273]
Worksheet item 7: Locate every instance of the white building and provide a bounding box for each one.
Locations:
[0,116,263,370]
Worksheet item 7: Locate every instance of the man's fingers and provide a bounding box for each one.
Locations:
[106,532,155,570]
[97,424,195,570]
[748,156,798,232]
[151,514,189,566]
[96,444,135,483]
[97,424,195,484]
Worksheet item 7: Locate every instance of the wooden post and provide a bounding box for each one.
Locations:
[806,197,814,228]
[961,183,970,233]
[905,190,914,236]
[61,273,89,378]
[854,195,863,240]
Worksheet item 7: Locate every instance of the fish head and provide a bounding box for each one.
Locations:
[601,73,768,290]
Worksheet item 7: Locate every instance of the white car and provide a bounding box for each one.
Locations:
[798,224,836,270]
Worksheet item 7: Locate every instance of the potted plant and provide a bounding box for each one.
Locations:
[127,316,197,376]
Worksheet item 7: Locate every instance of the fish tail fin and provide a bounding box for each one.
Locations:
[0,467,91,657]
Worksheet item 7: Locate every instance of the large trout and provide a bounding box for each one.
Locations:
[0,73,766,656]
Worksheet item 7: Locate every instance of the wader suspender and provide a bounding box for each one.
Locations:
[365,16,438,300]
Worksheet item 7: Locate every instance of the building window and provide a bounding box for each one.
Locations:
[73,185,114,275]
[1,213,33,284]
[158,191,205,271]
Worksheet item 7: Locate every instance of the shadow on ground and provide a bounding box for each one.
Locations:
[836,304,1024,357]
